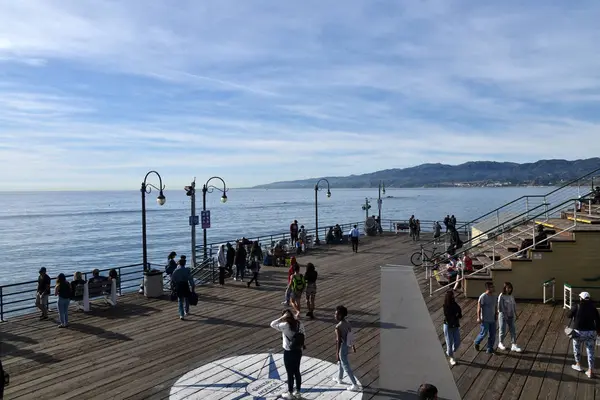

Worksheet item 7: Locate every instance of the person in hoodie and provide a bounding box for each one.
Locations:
[443,290,462,366]
[226,242,235,277]
[234,241,247,282]
[497,282,522,353]
[217,244,227,286]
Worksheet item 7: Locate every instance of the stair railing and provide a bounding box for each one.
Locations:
[429,194,591,296]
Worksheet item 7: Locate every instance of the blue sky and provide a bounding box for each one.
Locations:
[1,0,600,190]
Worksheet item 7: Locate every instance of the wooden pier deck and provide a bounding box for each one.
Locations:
[0,234,597,399]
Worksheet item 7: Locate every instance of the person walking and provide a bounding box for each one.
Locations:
[234,242,247,282]
[415,219,421,241]
[289,263,306,318]
[569,291,600,378]
[226,242,235,277]
[247,241,263,287]
[305,263,318,319]
[290,220,299,246]
[270,309,305,399]
[172,256,195,320]
[333,305,360,392]
[217,244,227,286]
[36,267,51,320]
[282,257,298,306]
[474,282,497,354]
[443,290,462,366]
[409,215,416,240]
[497,282,522,352]
[433,222,441,244]
[349,225,360,253]
[55,273,71,328]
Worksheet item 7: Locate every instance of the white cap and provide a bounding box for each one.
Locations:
[579,291,591,300]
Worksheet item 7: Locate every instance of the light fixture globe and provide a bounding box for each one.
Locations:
[382,186,386,195]
[220,194,228,203]
[326,190,331,198]
[157,192,166,206]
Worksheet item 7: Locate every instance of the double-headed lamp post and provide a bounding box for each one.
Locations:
[378,181,386,221]
[202,176,228,259]
[314,178,331,245]
[141,171,166,272]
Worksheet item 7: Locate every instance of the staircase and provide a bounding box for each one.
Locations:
[425,167,600,300]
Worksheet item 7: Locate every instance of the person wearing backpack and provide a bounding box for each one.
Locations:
[333,305,360,392]
[270,309,306,399]
[289,264,306,318]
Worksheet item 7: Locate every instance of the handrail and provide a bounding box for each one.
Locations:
[429,194,592,296]
[543,277,556,304]
[419,166,600,251]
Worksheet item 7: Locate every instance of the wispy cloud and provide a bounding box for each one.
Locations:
[0,0,599,190]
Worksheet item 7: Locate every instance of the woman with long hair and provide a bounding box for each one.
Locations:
[247,241,263,288]
[443,290,462,366]
[55,273,71,328]
[333,305,360,392]
[497,282,522,352]
[270,309,305,399]
[304,263,318,319]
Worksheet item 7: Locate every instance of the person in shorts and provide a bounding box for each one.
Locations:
[289,263,306,318]
[304,263,318,319]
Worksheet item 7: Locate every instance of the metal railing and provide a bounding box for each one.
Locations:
[543,278,556,304]
[563,283,600,309]
[418,167,600,252]
[0,263,145,321]
[427,195,592,296]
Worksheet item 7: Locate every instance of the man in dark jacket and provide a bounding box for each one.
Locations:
[226,242,235,277]
[568,291,600,377]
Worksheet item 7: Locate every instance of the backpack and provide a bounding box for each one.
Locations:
[291,274,306,292]
[288,324,306,351]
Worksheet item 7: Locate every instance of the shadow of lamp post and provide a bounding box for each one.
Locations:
[314,178,331,245]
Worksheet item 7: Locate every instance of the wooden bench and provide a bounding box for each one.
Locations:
[395,222,409,234]
[72,279,117,312]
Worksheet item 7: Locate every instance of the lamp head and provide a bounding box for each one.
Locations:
[157,191,166,206]
[220,193,228,203]
[382,184,386,195]
[326,190,331,198]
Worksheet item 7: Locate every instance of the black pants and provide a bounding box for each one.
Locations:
[351,237,359,252]
[248,271,259,285]
[236,264,245,280]
[283,349,302,393]
[219,267,226,285]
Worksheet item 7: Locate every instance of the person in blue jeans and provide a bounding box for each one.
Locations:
[443,290,462,366]
[54,273,71,328]
[474,281,497,354]
[333,305,360,392]
[172,256,195,320]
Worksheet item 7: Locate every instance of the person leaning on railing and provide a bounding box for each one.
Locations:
[36,267,51,321]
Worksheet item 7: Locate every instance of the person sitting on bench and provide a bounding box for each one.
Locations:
[333,224,343,242]
[88,269,108,284]
[326,227,335,244]
[517,225,548,258]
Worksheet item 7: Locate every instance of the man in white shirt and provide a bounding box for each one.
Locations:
[349,225,360,253]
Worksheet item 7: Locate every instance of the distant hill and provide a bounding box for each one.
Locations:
[252,158,600,189]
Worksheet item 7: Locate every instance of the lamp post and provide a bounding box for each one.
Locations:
[378,181,386,221]
[185,179,197,268]
[314,178,331,245]
[361,197,372,221]
[202,176,228,259]
[141,170,166,272]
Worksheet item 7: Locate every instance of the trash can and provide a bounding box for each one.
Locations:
[144,270,164,298]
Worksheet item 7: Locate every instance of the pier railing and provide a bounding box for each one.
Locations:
[0,263,144,321]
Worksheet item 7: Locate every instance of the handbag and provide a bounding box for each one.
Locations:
[188,291,198,306]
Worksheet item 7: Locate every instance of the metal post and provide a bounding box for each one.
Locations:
[202,184,208,259]
[141,182,148,272]
[0,286,4,322]
[190,180,197,267]
[525,197,529,218]
[314,185,319,244]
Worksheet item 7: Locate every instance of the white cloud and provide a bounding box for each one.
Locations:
[0,0,599,190]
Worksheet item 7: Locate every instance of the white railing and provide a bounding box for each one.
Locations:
[543,278,556,304]
[564,284,573,309]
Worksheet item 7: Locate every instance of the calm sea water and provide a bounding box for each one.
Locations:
[0,187,554,285]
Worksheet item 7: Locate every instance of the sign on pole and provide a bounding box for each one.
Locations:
[201,210,211,229]
[189,215,199,226]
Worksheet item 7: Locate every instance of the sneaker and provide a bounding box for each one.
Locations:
[39,315,48,321]
[233,277,237,281]
[293,390,302,398]
[486,349,494,355]
[586,369,593,378]
[572,364,583,372]
[498,343,506,351]
[282,301,290,305]
[180,316,184,321]
[511,344,522,353]
[347,384,360,392]
[474,343,480,351]
[449,357,456,366]
[281,392,295,399]
[332,378,343,385]
[58,324,64,328]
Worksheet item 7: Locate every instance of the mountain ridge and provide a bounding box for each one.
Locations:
[252,158,600,189]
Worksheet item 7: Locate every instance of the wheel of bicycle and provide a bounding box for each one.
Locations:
[410,251,423,267]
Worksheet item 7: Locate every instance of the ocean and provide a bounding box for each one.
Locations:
[0,186,554,285]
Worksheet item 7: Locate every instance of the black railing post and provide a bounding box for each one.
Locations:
[1,286,4,322]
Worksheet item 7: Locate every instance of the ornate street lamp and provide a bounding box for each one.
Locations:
[378,180,386,221]
[314,178,331,245]
[202,176,228,259]
[141,171,166,272]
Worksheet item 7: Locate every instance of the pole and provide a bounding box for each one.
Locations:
[202,184,208,259]
[141,182,148,272]
[378,183,382,221]
[314,186,320,244]
[190,180,197,268]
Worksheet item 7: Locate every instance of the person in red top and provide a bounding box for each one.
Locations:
[282,257,298,306]
[290,220,299,246]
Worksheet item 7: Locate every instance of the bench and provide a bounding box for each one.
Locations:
[395,222,409,234]
[72,279,117,312]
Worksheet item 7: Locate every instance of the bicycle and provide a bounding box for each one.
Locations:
[411,245,445,267]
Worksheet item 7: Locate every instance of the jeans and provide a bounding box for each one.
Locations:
[178,295,190,318]
[443,324,461,357]
[283,349,302,393]
[57,297,70,326]
[36,293,49,317]
[573,330,597,369]
[351,237,359,252]
[499,313,517,344]
[284,285,291,303]
[338,345,357,384]
[475,321,496,351]
[235,264,245,280]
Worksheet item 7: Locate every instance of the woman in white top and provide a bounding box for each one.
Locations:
[497,282,522,352]
[270,309,305,399]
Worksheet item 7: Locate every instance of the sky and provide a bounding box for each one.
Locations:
[1,0,600,190]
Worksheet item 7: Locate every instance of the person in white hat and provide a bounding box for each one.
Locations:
[568,291,600,378]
